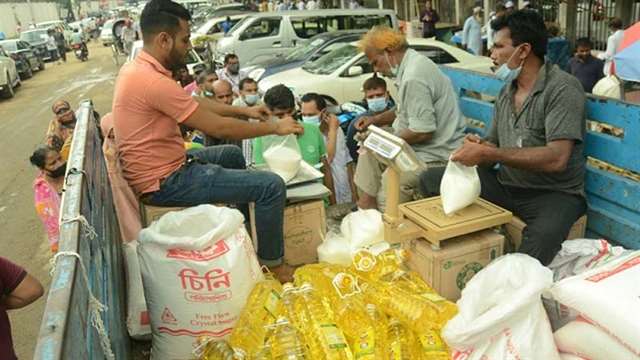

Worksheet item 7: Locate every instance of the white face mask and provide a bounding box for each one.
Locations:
[384,52,399,78]
[244,93,260,105]
[302,114,321,125]
[494,45,524,83]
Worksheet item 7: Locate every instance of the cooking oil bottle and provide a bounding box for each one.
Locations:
[394,271,458,327]
[296,283,354,360]
[229,276,283,358]
[352,248,408,281]
[294,263,345,307]
[198,339,235,360]
[417,328,450,360]
[387,319,420,360]
[365,304,388,359]
[271,317,308,359]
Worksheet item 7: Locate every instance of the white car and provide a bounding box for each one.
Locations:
[190,14,248,44]
[100,19,116,46]
[258,38,494,104]
[127,40,206,75]
[0,47,20,99]
[36,20,73,48]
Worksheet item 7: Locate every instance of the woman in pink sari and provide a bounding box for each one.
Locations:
[30,145,66,253]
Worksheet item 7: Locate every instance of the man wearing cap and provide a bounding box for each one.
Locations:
[463,6,484,55]
[505,1,515,13]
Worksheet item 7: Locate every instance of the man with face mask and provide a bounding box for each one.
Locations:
[46,100,77,160]
[567,38,604,94]
[192,69,217,97]
[216,53,247,95]
[420,10,587,266]
[233,78,262,107]
[112,0,303,282]
[354,26,464,211]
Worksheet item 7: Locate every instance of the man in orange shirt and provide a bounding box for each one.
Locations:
[112,0,303,281]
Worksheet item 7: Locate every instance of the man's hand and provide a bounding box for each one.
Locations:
[354,115,374,131]
[323,112,340,130]
[451,140,493,166]
[274,116,304,136]
[244,104,270,121]
[464,134,496,147]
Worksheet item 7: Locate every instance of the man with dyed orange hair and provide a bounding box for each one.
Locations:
[353,26,464,211]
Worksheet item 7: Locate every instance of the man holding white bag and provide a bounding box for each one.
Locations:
[420,10,587,265]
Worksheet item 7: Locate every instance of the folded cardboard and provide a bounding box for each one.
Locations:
[284,200,327,266]
[398,196,512,247]
[406,229,504,301]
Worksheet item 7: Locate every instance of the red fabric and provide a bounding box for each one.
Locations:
[0,256,27,360]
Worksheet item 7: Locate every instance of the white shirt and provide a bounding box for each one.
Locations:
[216,68,248,94]
[349,1,360,9]
[306,0,317,9]
[601,29,624,76]
[267,1,274,11]
[462,15,483,56]
[297,0,305,10]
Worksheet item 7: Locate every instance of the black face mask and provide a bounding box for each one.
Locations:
[49,162,67,178]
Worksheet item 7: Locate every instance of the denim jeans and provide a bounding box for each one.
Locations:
[147,145,286,266]
[420,166,587,265]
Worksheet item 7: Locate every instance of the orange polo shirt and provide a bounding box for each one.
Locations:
[113,50,199,195]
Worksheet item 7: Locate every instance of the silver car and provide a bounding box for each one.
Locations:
[0,47,20,99]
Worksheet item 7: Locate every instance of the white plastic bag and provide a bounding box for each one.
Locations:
[440,160,481,215]
[543,239,631,330]
[442,254,560,360]
[554,320,639,360]
[340,209,384,251]
[123,241,151,340]
[138,205,263,360]
[550,251,640,356]
[262,134,302,182]
[317,231,352,266]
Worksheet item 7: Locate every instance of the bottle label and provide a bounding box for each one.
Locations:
[320,324,348,349]
[263,289,281,318]
[353,329,375,358]
[419,330,446,352]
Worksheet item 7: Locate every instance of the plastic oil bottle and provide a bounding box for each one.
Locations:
[395,271,458,328]
[352,248,408,281]
[296,283,354,360]
[387,319,420,360]
[416,328,450,360]
[365,304,388,358]
[199,340,235,360]
[294,263,345,307]
[271,317,308,359]
[229,276,283,359]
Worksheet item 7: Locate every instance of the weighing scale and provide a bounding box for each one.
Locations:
[362,126,512,249]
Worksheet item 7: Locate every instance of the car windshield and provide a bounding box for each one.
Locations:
[302,44,359,75]
[284,37,326,62]
[0,41,18,52]
[21,31,48,44]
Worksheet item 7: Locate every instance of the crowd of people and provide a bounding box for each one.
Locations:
[254,0,363,11]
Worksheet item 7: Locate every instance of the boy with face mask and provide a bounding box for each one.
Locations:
[252,85,326,168]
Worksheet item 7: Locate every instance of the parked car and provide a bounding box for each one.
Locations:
[19,29,52,61]
[100,19,117,46]
[36,20,73,49]
[215,9,399,65]
[192,2,255,26]
[244,30,366,81]
[0,40,44,79]
[191,14,248,42]
[128,40,206,75]
[258,38,494,104]
[0,47,20,98]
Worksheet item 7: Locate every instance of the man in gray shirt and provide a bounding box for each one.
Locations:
[421,10,587,265]
[354,26,464,211]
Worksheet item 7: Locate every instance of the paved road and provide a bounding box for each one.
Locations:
[0,42,119,359]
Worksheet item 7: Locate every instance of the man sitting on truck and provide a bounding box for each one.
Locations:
[112,0,303,281]
[420,10,587,265]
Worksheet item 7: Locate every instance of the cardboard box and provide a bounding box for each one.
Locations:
[504,215,587,251]
[398,196,512,248]
[405,229,504,301]
[140,205,186,227]
[283,200,327,266]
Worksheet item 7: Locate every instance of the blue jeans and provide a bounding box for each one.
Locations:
[147,145,286,265]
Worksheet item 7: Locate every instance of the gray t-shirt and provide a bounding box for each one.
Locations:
[486,63,586,196]
[392,48,465,163]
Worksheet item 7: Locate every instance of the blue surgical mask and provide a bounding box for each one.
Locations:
[367,96,388,113]
[302,115,321,125]
[385,52,398,78]
[494,46,524,83]
[244,94,260,105]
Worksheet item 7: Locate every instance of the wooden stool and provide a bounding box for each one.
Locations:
[504,215,588,251]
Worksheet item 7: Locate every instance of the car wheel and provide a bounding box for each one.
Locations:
[22,66,33,79]
[2,74,15,99]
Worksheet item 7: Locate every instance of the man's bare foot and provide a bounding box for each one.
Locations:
[269,263,295,283]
